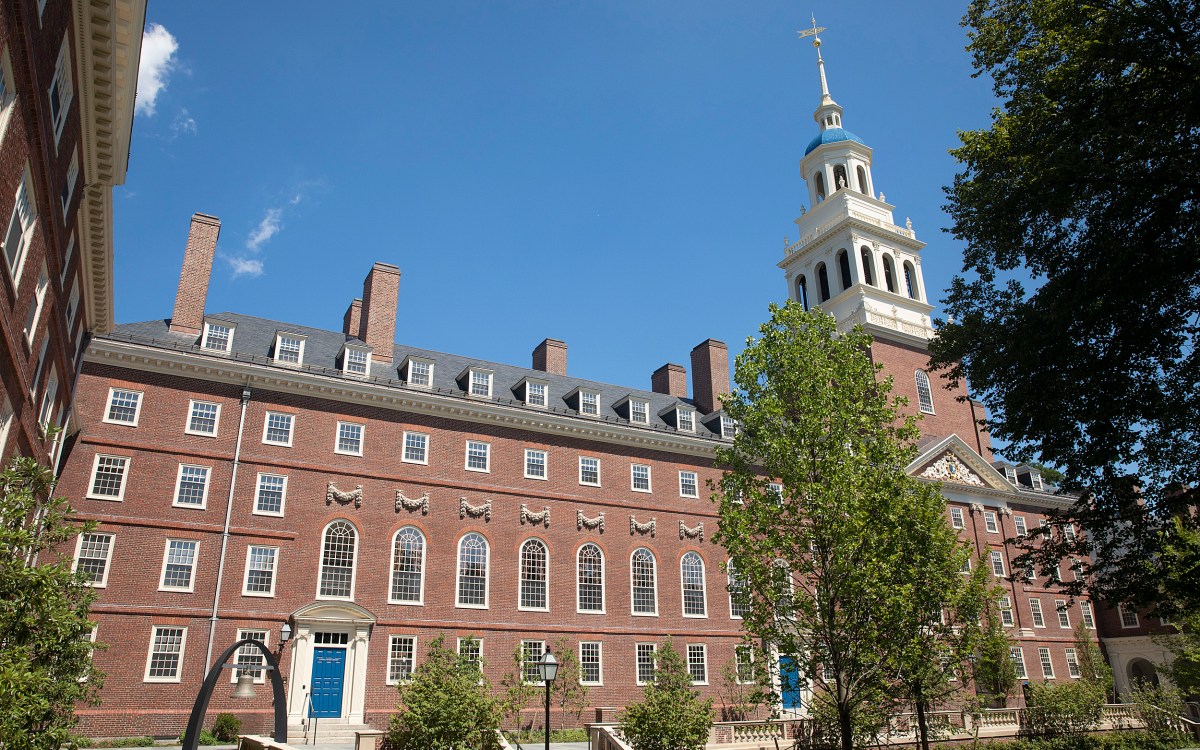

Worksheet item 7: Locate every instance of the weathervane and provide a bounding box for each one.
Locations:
[797,15,826,57]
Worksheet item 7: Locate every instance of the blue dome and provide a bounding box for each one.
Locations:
[804,127,866,156]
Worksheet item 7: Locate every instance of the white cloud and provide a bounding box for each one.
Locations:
[224,255,264,278]
[289,194,302,206]
[137,23,179,117]
[171,108,197,136]
[246,208,283,251]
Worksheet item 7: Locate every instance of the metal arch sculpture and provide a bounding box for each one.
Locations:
[182,637,287,750]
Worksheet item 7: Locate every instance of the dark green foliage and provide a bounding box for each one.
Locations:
[0,457,103,750]
[1153,611,1200,697]
[549,637,589,730]
[387,635,500,750]
[1022,680,1105,737]
[1127,681,1190,740]
[931,0,1200,616]
[176,729,218,746]
[210,713,242,742]
[78,738,155,748]
[971,607,1018,706]
[935,730,1194,750]
[618,640,713,750]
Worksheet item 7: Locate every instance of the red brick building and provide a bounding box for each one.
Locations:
[0,0,144,466]
[53,38,1104,741]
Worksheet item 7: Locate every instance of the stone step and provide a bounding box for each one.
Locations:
[286,722,374,744]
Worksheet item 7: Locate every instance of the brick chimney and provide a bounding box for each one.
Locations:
[532,338,567,375]
[690,339,730,414]
[651,363,687,398]
[343,298,363,337]
[359,263,400,364]
[169,213,221,335]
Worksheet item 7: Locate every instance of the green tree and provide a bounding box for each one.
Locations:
[1153,611,1200,699]
[498,644,538,741]
[930,0,1200,616]
[1073,622,1113,699]
[714,302,978,750]
[549,637,589,731]
[617,640,713,750]
[388,635,500,750]
[1022,680,1104,737]
[0,456,103,750]
[969,604,1018,707]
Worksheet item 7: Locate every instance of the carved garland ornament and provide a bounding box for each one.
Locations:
[326,482,363,508]
[920,454,986,488]
[520,504,550,528]
[679,521,704,542]
[577,510,605,533]
[629,516,656,537]
[460,497,492,521]
[395,490,430,515]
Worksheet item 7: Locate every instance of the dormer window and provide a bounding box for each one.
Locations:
[274,332,305,366]
[565,387,601,417]
[1002,466,1018,485]
[677,408,695,432]
[401,356,434,388]
[459,367,493,398]
[720,415,738,439]
[630,399,649,424]
[201,320,235,353]
[342,345,371,377]
[516,378,549,408]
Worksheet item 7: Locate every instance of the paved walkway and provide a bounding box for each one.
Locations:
[150,742,590,750]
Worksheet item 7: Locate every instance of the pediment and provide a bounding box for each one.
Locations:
[291,601,376,625]
[908,435,1014,493]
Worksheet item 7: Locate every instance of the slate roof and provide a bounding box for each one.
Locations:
[107,314,730,440]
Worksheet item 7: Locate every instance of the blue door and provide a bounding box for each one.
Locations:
[310,647,346,718]
[779,656,803,710]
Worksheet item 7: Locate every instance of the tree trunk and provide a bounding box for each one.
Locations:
[838,704,854,750]
[915,683,929,750]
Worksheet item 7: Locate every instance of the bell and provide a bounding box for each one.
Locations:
[232,670,257,699]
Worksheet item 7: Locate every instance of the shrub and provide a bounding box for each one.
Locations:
[210,713,242,742]
[386,635,500,750]
[177,728,219,746]
[1127,681,1189,740]
[618,640,713,750]
[1022,680,1104,737]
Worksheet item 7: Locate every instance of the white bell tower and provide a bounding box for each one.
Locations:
[779,20,934,345]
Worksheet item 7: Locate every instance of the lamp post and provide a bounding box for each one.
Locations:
[537,647,559,750]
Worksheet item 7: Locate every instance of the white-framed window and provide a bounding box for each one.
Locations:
[63,279,80,334]
[681,551,707,617]
[687,644,708,684]
[521,639,546,684]
[456,532,489,608]
[524,449,547,480]
[144,626,187,683]
[342,346,371,377]
[735,645,755,684]
[519,539,549,611]
[526,380,548,407]
[989,550,1005,577]
[579,389,600,416]
[679,470,699,498]
[0,47,16,142]
[230,630,270,684]
[48,34,74,144]
[467,368,492,398]
[950,507,965,529]
[390,527,425,604]
[1119,603,1139,628]
[186,400,220,436]
[631,464,652,492]
[317,521,357,599]
[999,596,1014,627]
[402,431,428,464]
[335,421,364,456]
[274,333,305,365]
[580,641,602,685]
[1014,516,1028,536]
[1064,648,1082,678]
[253,473,287,516]
[915,369,935,414]
[1030,598,1046,627]
[1080,600,1096,629]
[767,482,784,504]
[1038,647,1055,679]
[87,454,129,500]
[631,547,658,616]
[1063,524,1077,540]
[61,231,75,285]
[243,545,278,597]
[387,636,417,684]
[3,169,35,285]
[1010,647,1027,679]
[727,560,749,619]
[159,539,198,592]
[677,408,695,432]
[201,320,235,352]
[23,264,49,344]
[262,412,294,446]
[29,338,48,399]
[984,511,999,533]
[960,557,972,574]
[636,643,657,685]
[37,371,59,431]
[0,397,12,457]
[579,456,600,486]
[61,148,79,217]
[173,464,210,509]
[405,358,434,388]
[74,532,114,587]
[629,398,650,424]
[721,415,738,439]
[457,637,482,672]
[1055,600,1071,628]
[577,543,605,613]
[465,440,490,472]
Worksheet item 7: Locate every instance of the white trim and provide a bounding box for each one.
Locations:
[989,549,1005,577]
[455,532,490,609]
[201,319,236,353]
[388,526,426,606]
[635,642,657,685]
[341,344,371,377]
[273,332,306,366]
[520,639,548,685]
[252,472,288,517]
[171,464,211,510]
[576,542,606,615]
[1055,599,1071,629]
[579,640,603,686]
[241,544,279,597]
[86,453,129,501]
[984,511,999,534]
[1065,647,1082,679]
[143,626,187,683]
[950,506,965,529]
[630,463,652,493]
[184,399,221,437]
[48,32,74,146]
[522,378,549,408]
[401,430,429,464]
[102,386,143,426]
[158,538,198,592]
[676,407,696,433]
[73,531,114,587]
[686,643,709,685]
[524,448,548,480]
[1119,603,1140,629]
[464,440,491,472]
[463,367,493,398]
[578,456,601,486]
[230,629,271,684]
[385,635,418,685]
[402,356,434,388]
[678,470,699,498]
[316,520,359,601]
[1037,646,1055,679]
[262,411,295,447]
[630,547,658,617]
[517,538,550,612]
[1030,598,1046,628]
[680,551,708,618]
[334,420,365,456]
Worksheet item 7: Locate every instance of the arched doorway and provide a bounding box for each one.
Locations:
[1127,658,1160,687]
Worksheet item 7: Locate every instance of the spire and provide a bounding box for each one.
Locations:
[798,16,844,132]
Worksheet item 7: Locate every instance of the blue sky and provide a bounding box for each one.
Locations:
[120,1,996,392]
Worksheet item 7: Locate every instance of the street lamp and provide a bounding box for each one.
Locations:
[537,647,559,750]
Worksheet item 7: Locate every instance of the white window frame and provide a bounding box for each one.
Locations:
[950,507,965,529]
[629,398,650,424]
[518,538,550,612]
[734,645,755,684]
[678,470,699,498]
[720,415,737,439]
[172,464,211,510]
[158,539,199,593]
[1055,599,1071,629]
[915,369,935,414]
[576,543,606,614]
[1011,647,1028,679]
[230,629,271,684]
[989,550,1006,577]
[635,642,657,686]
[579,641,603,686]
[201,320,235,353]
[24,263,49,345]
[242,545,278,597]
[1080,600,1096,629]
[37,371,58,431]
[48,34,74,145]
[0,47,16,143]
[273,332,306,366]
[676,407,695,432]
[185,399,221,437]
[465,440,491,473]
[578,456,601,486]
[404,357,434,388]
[342,345,371,377]
[402,430,429,465]
[1119,603,1139,629]
[521,639,547,685]
[631,463,652,493]
[61,148,79,218]
[73,531,114,587]
[3,168,35,288]
[630,547,658,617]
[87,453,129,501]
[686,643,709,685]
[680,552,707,618]
[386,635,418,685]
[1030,598,1046,628]
[1065,648,1082,679]
[1014,516,1028,536]
[524,379,548,408]
[984,511,999,534]
[144,626,187,683]
[578,389,600,417]
[457,637,483,671]
[316,520,358,601]
[524,448,547,480]
[262,411,294,447]
[455,532,490,609]
[465,367,493,398]
[252,473,288,517]
[1038,647,1055,679]
[0,397,14,461]
[389,526,426,606]
[335,421,365,456]
[999,596,1014,627]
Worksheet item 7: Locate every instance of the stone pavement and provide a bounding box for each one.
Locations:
[151,743,590,750]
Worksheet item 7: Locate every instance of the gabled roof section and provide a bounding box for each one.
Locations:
[908,434,1014,492]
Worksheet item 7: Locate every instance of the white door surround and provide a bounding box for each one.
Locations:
[286,601,375,726]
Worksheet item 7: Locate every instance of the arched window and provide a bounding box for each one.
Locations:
[856,165,868,194]
[814,172,826,202]
[631,548,658,615]
[456,533,489,607]
[797,276,809,310]
[816,263,831,302]
[837,250,853,291]
[681,552,707,617]
[915,370,935,414]
[833,165,848,191]
[727,560,749,619]
[519,538,548,610]
[390,526,425,604]
[577,543,604,613]
[882,255,897,293]
[903,261,919,300]
[318,520,357,599]
[772,558,794,610]
[860,246,875,287]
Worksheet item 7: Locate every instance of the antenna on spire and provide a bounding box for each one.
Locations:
[797,16,832,100]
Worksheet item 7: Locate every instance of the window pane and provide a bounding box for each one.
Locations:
[255,474,286,514]
[631,548,657,614]
[107,389,140,422]
[681,552,706,616]
[520,540,548,609]
[391,528,424,603]
[245,546,276,594]
[577,544,604,612]
[457,533,488,606]
[318,522,356,598]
